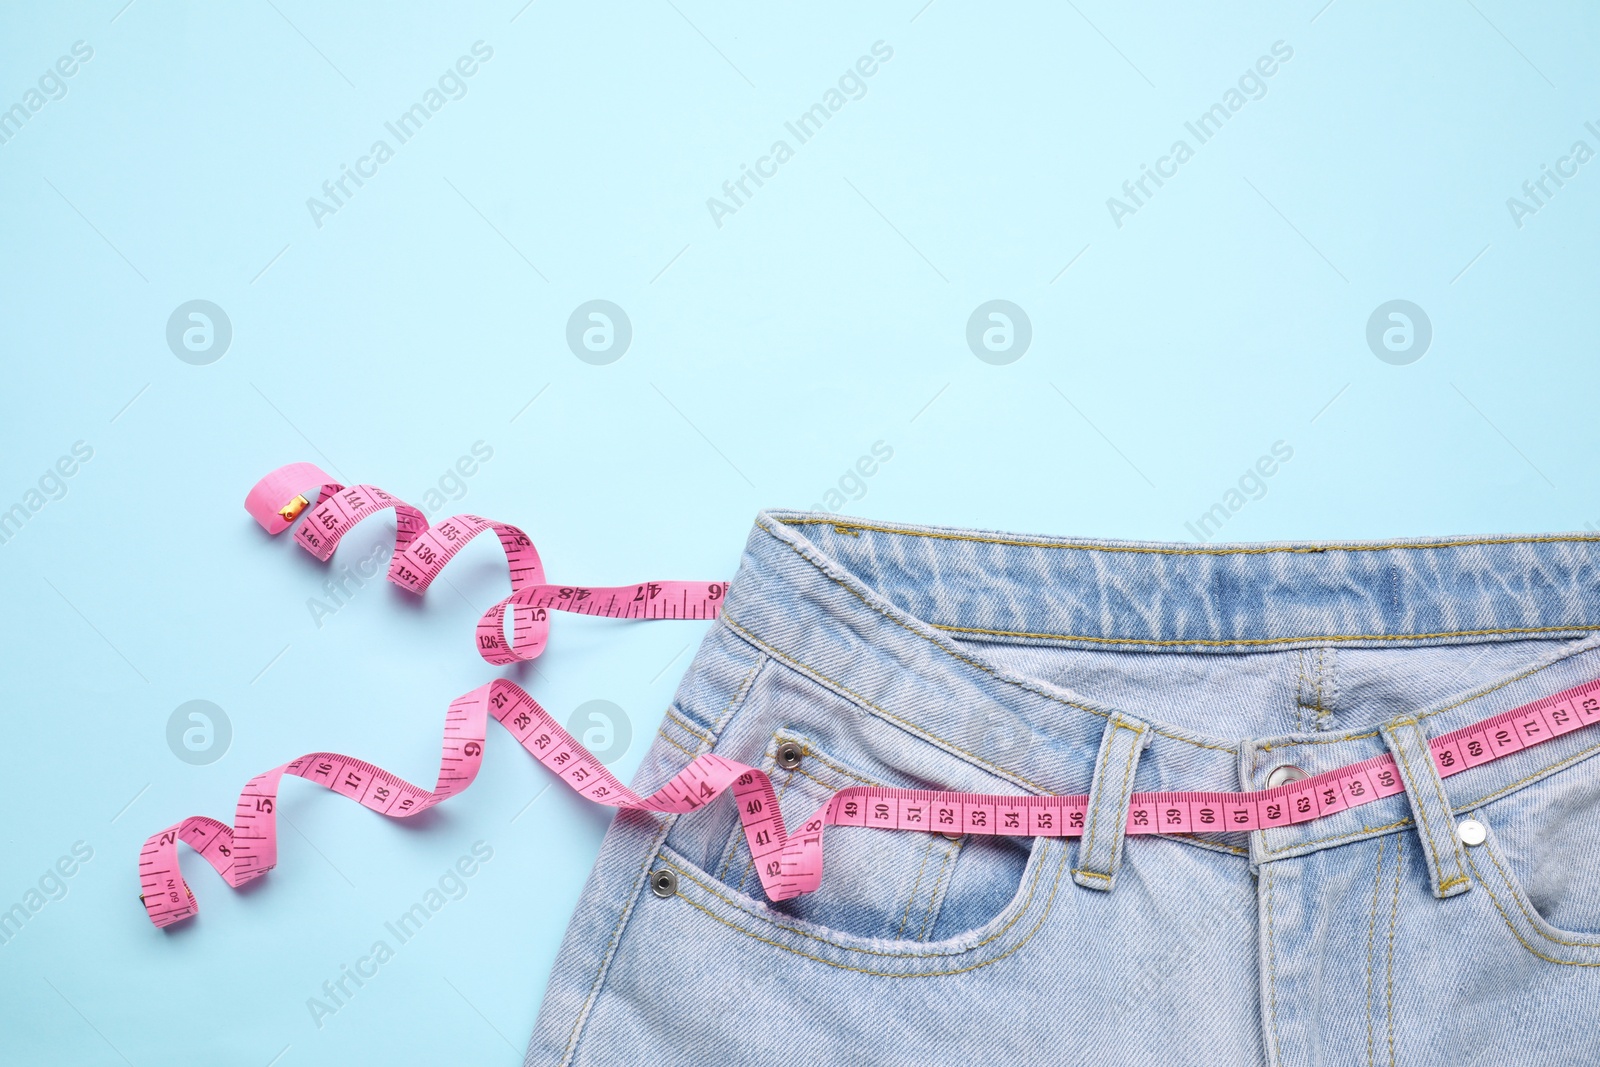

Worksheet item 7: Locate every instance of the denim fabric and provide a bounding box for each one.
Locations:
[526,513,1600,1066]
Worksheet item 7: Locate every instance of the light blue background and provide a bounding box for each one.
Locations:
[2,1,1598,1062]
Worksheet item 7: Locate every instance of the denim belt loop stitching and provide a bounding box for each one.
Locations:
[1380,716,1471,900]
[1073,711,1151,892]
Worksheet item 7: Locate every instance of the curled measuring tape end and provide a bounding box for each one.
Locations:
[244,462,334,535]
[137,680,828,929]
[139,686,492,929]
[243,463,729,665]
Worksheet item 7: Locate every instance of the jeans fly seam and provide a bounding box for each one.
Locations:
[1265,864,1283,1067]
[1364,836,1387,1067]
[1386,835,1402,1067]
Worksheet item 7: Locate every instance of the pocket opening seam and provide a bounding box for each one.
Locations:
[664,837,1056,961]
[659,840,1067,976]
[1472,827,1600,954]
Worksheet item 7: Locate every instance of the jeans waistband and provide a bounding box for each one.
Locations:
[716,511,1600,859]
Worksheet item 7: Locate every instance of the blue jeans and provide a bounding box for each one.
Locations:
[527,513,1600,1065]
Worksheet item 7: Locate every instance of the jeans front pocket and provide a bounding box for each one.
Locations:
[656,832,1067,978]
[710,730,1035,943]
[1465,758,1600,964]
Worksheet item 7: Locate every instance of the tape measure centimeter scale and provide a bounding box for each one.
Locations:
[138,463,1600,928]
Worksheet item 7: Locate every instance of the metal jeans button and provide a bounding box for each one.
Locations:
[1266,765,1311,789]
[650,869,678,898]
[775,740,804,771]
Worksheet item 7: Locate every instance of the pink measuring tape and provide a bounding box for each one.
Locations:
[138,464,1600,928]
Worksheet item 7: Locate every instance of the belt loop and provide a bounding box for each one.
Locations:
[1073,711,1151,892]
[1380,716,1470,900]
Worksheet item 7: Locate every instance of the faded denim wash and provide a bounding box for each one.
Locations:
[527,511,1600,1066]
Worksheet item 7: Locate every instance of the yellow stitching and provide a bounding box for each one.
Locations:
[1262,731,1381,750]
[915,842,959,941]
[682,847,1041,961]
[1481,836,1600,948]
[1263,739,1600,856]
[1315,647,1326,723]
[1079,718,1124,870]
[560,656,762,1064]
[788,762,872,792]
[1364,836,1386,1067]
[1263,819,1414,855]
[1466,739,1600,807]
[781,517,1600,556]
[663,706,715,746]
[1110,723,1143,869]
[655,729,698,760]
[1411,718,1473,888]
[769,519,1600,754]
[929,621,1600,647]
[1387,836,1401,1066]
[729,545,1600,868]
[1295,649,1306,735]
[895,838,938,938]
[1162,734,1235,753]
[722,614,1056,793]
[1266,864,1282,1065]
[723,614,1231,804]
[1391,735,1448,888]
[1169,835,1250,856]
[664,839,1054,962]
[1082,721,1144,882]
[1413,660,1563,725]
[1071,868,1112,881]
[1467,853,1600,967]
[736,531,1241,755]
[1390,720,1469,893]
[664,847,1067,978]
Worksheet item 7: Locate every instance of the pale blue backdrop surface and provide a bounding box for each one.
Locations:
[2,2,1598,1063]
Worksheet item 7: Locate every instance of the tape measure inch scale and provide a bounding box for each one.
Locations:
[138,464,1600,927]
